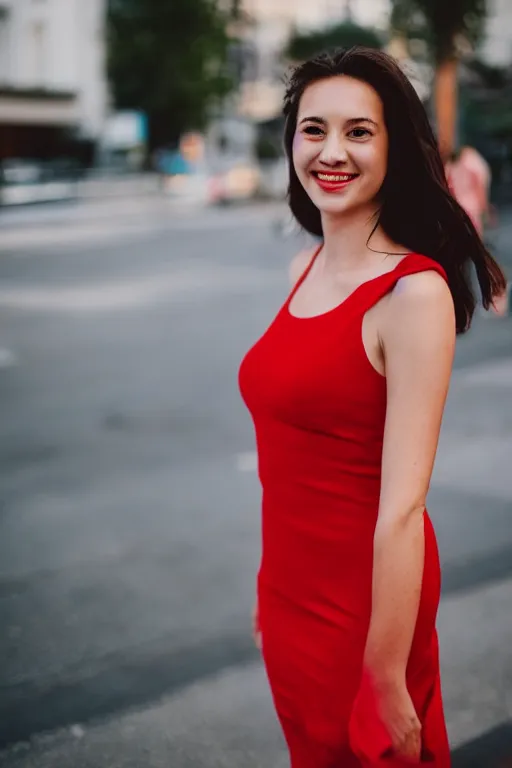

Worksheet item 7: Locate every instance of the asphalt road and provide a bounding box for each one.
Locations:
[0,197,511,764]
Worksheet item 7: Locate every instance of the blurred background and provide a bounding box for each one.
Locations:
[0,1,511,767]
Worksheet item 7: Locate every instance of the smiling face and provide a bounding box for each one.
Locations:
[293,75,389,217]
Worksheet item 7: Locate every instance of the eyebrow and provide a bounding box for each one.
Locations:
[299,116,378,127]
[347,117,378,127]
[298,116,326,125]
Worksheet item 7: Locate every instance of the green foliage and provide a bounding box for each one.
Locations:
[390,0,429,46]
[107,0,234,149]
[254,134,282,162]
[285,21,383,62]
[391,0,487,62]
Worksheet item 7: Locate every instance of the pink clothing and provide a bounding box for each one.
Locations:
[446,147,490,235]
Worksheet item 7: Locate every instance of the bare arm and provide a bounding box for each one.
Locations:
[363,270,456,684]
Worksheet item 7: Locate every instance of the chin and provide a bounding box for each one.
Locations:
[307,184,378,218]
[310,192,358,216]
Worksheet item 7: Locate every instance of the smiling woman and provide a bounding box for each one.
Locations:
[239,46,506,768]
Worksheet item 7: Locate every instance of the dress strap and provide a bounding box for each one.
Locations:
[285,243,323,307]
[350,253,449,315]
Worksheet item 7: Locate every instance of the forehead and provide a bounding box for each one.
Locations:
[298,75,383,122]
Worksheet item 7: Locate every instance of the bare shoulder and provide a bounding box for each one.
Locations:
[384,269,456,340]
[391,269,454,314]
[288,246,318,286]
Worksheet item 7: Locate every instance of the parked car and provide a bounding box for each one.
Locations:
[0,158,80,206]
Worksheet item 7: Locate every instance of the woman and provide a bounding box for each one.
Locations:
[238,48,506,767]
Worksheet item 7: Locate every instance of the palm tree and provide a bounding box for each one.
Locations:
[391,0,488,159]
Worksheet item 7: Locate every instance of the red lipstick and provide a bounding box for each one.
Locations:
[312,171,359,193]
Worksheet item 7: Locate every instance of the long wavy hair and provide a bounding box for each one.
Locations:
[283,47,507,334]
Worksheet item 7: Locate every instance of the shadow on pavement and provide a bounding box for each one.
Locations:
[452,723,512,767]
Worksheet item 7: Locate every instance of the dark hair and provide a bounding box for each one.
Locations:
[283,47,507,334]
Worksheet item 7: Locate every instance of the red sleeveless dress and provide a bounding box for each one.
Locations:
[238,248,451,767]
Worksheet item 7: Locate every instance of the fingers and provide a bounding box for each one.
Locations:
[394,721,422,763]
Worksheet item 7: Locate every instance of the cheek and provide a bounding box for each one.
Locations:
[293,134,317,178]
[374,137,389,178]
[360,143,388,181]
[292,133,304,167]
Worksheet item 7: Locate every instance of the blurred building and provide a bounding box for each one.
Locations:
[232,0,390,121]
[0,0,108,165]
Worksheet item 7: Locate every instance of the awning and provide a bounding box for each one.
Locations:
[0,87,79,126]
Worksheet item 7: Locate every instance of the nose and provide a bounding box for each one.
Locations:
[318,131,348,167]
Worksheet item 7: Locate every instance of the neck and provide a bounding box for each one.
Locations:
[320,203,394,272]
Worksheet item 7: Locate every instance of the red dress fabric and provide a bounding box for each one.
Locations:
[238,248,451,767]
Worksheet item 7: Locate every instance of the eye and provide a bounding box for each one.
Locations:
[302,125,325,137]
[349,127,372,139]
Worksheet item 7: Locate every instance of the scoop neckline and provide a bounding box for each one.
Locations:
[285,249,415,321]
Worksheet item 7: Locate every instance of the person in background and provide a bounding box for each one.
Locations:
[239,47,507,767]
[446,145,509,316]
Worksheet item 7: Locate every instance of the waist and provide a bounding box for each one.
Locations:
[254,422,384,487]
[260,470,381,515]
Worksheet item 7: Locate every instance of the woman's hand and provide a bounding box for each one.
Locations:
[349,670,424,765]
[376,678,422,763]
[252,599,261,650]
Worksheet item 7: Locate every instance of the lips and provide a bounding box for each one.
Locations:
[311,171,359,193]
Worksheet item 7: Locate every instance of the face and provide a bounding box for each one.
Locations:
[293,75,388,217]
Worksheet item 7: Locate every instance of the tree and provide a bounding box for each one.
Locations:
[391,0,488,159]
[285,21,383,63]
[107,0,234,151]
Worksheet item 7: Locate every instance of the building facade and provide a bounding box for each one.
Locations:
[233,0,390,120]
[0,0,108,163]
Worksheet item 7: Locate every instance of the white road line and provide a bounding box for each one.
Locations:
[236,451,258,473]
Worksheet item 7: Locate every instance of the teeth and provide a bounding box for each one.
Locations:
[317,173,354,182]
